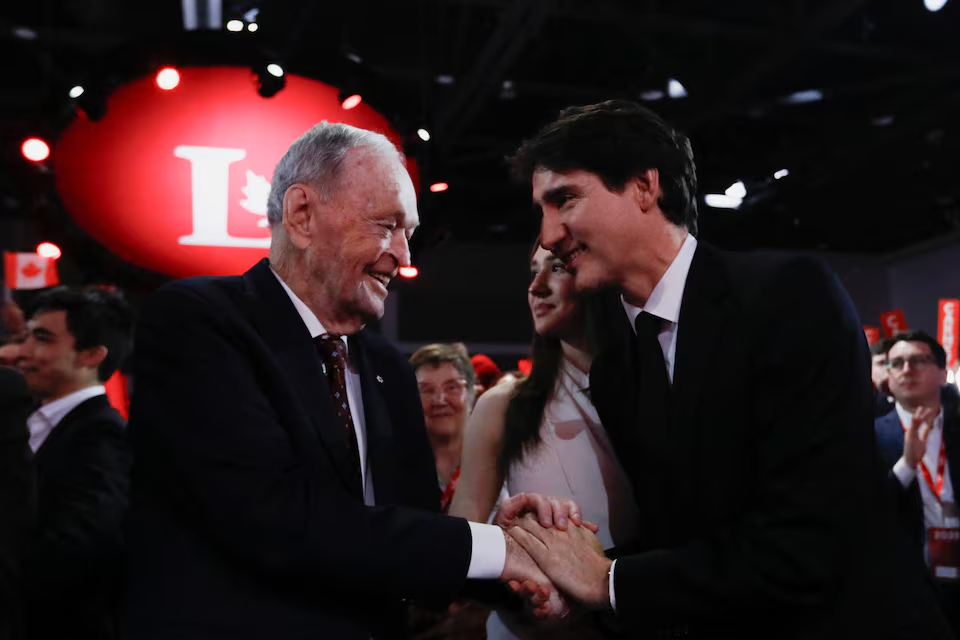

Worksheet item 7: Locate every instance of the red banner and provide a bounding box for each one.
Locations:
[939,299,960,370]
[880,310,907,338]
[863,326,881,346]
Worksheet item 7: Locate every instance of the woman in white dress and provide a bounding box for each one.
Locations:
[449,245,640,639]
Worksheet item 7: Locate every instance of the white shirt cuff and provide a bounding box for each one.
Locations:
[609,558,618,612]
[893,457,918,488]
[466,522,506,579]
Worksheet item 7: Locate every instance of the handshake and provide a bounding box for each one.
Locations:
[493,493,612,621]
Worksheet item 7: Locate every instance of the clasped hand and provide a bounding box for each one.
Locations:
[495,493,612,621]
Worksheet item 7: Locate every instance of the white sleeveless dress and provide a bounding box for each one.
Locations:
[486,358,641,640]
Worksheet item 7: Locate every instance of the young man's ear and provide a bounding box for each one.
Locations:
[77,344,108,375]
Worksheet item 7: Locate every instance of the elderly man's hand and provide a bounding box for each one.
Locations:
[495,492,599,533]
[507,514,612,611]
[500,530,571,621]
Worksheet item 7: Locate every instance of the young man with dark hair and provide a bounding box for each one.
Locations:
[872,337,896,417]
[499,100,950,639]
[876,330,960,634]
[16,285,134,640]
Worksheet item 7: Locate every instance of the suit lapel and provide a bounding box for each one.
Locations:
[34,395,110,462]
[351,333,397,505]
[241,259,363,498]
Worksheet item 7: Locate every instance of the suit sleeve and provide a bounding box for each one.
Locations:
[613,258,874,626]
[0,370,33,605]
[129,284,473,603]
[24,420,129,594]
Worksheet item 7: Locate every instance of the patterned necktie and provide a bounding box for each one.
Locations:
[635,311,670,433]
[314,334,362,480]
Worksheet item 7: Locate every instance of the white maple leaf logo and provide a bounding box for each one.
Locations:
[240,170,271,227]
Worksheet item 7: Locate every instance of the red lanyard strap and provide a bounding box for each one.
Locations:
[902,419,946,500]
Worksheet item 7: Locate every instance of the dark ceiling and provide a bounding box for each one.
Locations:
[2,0,959,287]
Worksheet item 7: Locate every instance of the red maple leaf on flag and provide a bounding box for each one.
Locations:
[21,262,41,278]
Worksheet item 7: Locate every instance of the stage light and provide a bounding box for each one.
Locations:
[780,89,823,105]
[69,85,84,98]
[725,180,747,199]
[226,20,243,31]
[417,128,430,142]
[156,67,180,90]
[248,22,258,32]
[667,78,688,99]
[774,169,790,180]
[639,89,665,101]
[704,194,742,209]
[255,65,286,98]
[36,242,62,260]
[399,266,419,279]
[341,93,362,110]
[429,182,449,193]
[925,0,948,11]
[21,138,50,162]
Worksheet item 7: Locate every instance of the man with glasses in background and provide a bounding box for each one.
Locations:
[876,330,960,634]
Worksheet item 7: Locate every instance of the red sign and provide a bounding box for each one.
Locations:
[863,326,881,346]
[939,299,960,369]
[54,66,416,278]
[880,310,907,337]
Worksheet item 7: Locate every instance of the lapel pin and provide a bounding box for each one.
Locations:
[376,375,384,383]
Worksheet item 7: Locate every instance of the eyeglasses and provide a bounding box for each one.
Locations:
[418,379,468,400]
[886,355,937,371]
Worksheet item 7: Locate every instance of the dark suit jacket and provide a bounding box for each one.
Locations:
[590,243,951,639]
[125,259,473,640]
[0,367,33,640]
[24,394,130,640]
[875,405,960,557]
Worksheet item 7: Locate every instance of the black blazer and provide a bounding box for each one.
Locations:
[875,406,960,554]
[0,367,33,640]
[24,394,130,640]
[125,259,473,640]
[590,243,951,639]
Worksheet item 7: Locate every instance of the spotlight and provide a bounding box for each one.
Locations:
[341,93,362,110]
[667,78,688,99]
[247,22,258,32]
[429,182,449,193]
[725,180,747,199]
[399,266,419,279]
[780,89,823,105]
[416,128,430,142]
[226,19,243,32]
[704,194,742,209]
[36,242,62,260]
[21,138,50,162]
[925,0,948,11]
[69,85,84,98]
[255,65,286,98]
[774,169,790,180]
[156,67,180,90]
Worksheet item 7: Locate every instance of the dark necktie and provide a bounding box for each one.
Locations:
[314,334,362,480]
[635,312,670,434]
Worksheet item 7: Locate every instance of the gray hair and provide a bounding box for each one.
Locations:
[266,122,402,226]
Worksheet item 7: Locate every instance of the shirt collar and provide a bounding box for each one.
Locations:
[895,403,945,431]
[32,385,106,429]
[622,233,698,332]
[271,266,351,354]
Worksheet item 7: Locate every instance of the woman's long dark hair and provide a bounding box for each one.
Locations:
[497,241,605,479]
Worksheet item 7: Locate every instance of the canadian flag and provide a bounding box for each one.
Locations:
[4,252,59,290]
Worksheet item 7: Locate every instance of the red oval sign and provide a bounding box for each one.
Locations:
[54,66,415,278]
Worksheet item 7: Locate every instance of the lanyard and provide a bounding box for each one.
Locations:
[440,465,461,514]
[901,418,947,501]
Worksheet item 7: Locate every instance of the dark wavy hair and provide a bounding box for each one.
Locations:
[497,241,604,479]
[509,99,698,235]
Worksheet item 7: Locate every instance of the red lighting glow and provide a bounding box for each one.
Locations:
[398,266,419,279]
[341,94,362,110]
[36,242,62,260]
[21,138,50,162]
[429,182,449,193]
[156,67,181,90]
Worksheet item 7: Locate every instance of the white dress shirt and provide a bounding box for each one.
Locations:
[608,233,698,610]
[271,268,505,579]
[892,404,956,563]
[27,385,106,453]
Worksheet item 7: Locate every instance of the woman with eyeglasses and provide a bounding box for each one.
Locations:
[449,242,640,639]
